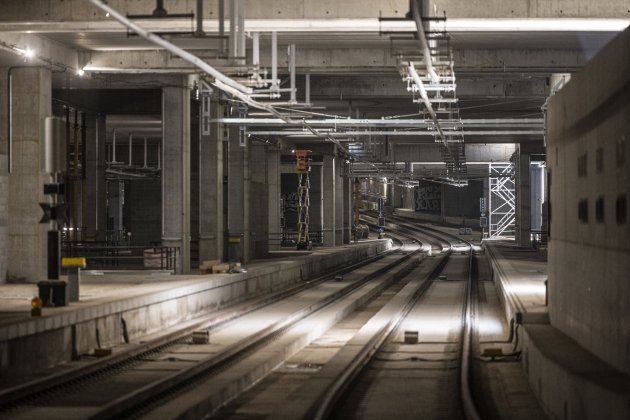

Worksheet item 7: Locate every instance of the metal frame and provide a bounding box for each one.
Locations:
[488,163,516,238]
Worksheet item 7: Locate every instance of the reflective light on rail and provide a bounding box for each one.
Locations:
[505,282,546,297]
[476,317,504,336]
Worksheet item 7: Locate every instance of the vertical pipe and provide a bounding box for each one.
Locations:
[229,0,236,59]
[143,137,148,168]
[195,0,204,35]
[238,0,245,62]
[73,109,79,241]
[271,31,278,91]
[112,129,117,163]
[219,0,225,55]
[289,44,296,103]
[81,112,87,241]
[305,73,310,104]
[252,32,259,66]
[157,142,161,170]
[95,116,99,234]
[128,134,133,166]
[7,69,12,173]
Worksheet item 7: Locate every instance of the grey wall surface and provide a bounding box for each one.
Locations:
[126,179,161,246]
[547,27,630,374]
[443,181,483,220]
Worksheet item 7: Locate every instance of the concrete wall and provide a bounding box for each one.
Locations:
[547,27,630,374]
[126,179,162,246]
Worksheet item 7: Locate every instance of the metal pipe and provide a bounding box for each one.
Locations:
[252,32,260,66]
[157,142,161,170]
[218,0,225,55]
[238,0,245,62]
[86,0,252,94]
[229,0,236,59]
[143,137,148,168]
[7,69,12,173]
[408,62,447,147]
[271,31,278,91]
[289,44,296,104]
[112,129,118,163]
[305,73,311,104]
[410,0,440,84]
[195,0,204,36]
[128,134,133,166]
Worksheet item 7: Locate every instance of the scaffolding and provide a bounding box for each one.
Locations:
[489,163,516,238]
[295,150,311,250]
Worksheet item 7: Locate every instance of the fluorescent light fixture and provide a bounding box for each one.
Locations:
[440,18,630,32]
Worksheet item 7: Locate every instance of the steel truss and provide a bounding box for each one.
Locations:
[489,163,516,238]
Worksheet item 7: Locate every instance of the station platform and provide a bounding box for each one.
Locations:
[0,239,391,385]
[484,240,630,420]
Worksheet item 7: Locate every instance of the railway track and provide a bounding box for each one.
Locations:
[214,220,483,420]
[0,240,419,419]
[1,217,491,419]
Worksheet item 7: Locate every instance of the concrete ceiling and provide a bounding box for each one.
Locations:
[0,0,629,171]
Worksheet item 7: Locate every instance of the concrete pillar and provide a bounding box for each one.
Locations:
[334,155,344,245]
[343,169,352,244]
[249,143,268,258]
[0,70,8,283]
[161,81,191,273]
[85,114,106,241]
[199,97,224,263]
[516,153,532,247]
[267,148,280,250]
[7,67,52,282]
[227,121,248,262]
[323,154,336,247]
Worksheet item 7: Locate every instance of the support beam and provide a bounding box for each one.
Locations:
[82,47,588,75]
[199,96,224,263]
[161,80,191,273]
[6,67,52,282]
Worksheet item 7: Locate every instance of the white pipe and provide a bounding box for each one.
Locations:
[289,44,296,103]
[86,0,252,94]
[252,32,260,66]
[229,0,236,59]
[410,0,440,84]
[271,31,278,91]
[238,0,245,61]
[408,62,447,145]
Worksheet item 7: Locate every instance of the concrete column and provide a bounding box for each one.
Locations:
[343,169,352,244]
[85,114,106,241]
[334,156,344,245]
[7,67,52,282]
[199,97,224,263]
[249,143,268,258]
[161,81,191,273]
[227,121,248,262]
[0,69,8,283]
[323,154,336,247]
[516,153,532,247]
[267,148,280,250]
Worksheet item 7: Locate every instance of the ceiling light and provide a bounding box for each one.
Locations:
[77,68,85,76]
[23,48,35,59]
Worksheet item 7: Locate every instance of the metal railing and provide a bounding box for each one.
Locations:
[62,241,179,271]
[269,230,324,248]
